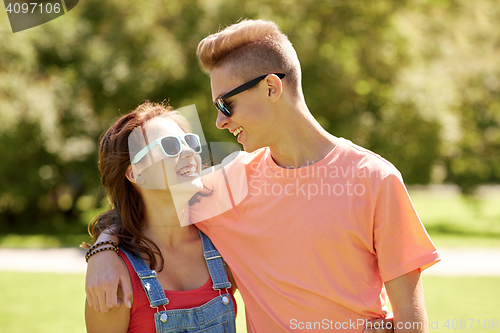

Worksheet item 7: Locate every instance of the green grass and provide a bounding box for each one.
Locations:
[0,272,86,333]
[0,272,498,333]
[409,189,500,247]
[0,272,247,333]
[423,276,500,332]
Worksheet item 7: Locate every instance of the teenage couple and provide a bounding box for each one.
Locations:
[85,19,439,333]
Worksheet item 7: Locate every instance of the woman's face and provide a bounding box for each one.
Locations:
[130,116,203,195]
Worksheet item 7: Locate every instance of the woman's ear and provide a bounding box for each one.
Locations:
[125,166,145,184]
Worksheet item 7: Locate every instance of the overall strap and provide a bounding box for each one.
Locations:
[120,247,169,308]
[198,230,231,290]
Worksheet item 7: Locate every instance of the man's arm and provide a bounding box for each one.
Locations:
[226,266,238,294]
[86,232,133,312]
[384,269,428,333]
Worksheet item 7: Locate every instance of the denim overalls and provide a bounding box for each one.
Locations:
[121,231,237,333]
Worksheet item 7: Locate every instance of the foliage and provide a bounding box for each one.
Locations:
[394,0,500,193]
[0,0,499,230]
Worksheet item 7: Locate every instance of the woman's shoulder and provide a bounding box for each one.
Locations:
[117,250,142,297]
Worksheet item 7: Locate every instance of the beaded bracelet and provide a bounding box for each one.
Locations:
[88,240,118,253]
[85,246,119,263]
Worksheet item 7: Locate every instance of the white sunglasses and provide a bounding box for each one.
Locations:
[131,133,202,164]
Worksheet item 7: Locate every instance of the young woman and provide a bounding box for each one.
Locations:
[84,101,237,333]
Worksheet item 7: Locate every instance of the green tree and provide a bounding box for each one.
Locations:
[392,0,500,193]
[1,0,498,232]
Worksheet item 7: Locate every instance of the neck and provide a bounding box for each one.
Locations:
[140,190,196,248]
[268,101,337,168]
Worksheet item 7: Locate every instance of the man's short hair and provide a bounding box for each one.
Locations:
[197,19,302,96]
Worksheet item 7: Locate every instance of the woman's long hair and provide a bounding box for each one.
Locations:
[88,101,192,271]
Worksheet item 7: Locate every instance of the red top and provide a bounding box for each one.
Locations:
[118,250,237,333]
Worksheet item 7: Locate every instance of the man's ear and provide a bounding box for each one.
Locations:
[125,166,145,184]
[265,74,283,102]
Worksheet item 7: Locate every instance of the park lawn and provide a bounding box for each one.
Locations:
[0,272,86,333]
[0,272,499,333]
[0,190,498,332]
[409,189,500,247]
[0,272,247,333]
[422,275,500,332]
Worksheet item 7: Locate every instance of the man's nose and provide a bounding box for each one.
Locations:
[216,110,230,129]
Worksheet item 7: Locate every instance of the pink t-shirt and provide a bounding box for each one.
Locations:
[192,138,440,332]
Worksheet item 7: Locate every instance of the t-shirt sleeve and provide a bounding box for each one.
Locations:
[373,172,440,282]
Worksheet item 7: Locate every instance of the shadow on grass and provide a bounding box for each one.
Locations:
[0,233,91,248]
[426,222,500,238]
[0,219,92,248]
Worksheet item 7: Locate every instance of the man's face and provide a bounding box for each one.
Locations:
[210,65,271,153]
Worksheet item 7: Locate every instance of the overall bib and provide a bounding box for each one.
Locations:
[121,231,237,333]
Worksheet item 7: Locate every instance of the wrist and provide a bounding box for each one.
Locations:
[85,240,119,262]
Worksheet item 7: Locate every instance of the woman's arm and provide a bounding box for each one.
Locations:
[86,232,133,313]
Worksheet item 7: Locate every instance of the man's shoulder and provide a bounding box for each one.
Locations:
[334,138,401,179]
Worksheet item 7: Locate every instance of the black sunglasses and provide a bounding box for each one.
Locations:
[213,73,285,117]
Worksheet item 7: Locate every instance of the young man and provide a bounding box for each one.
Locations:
[86,19,439,332]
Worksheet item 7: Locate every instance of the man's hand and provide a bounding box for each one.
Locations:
[85,250,133,312]
[364,306,394,333]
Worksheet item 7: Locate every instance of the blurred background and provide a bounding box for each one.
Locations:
[0,0,499,332]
